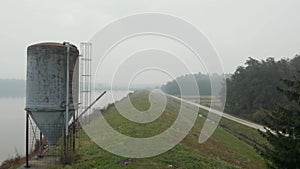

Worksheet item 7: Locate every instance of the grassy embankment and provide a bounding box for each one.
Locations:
[55,90,267,169]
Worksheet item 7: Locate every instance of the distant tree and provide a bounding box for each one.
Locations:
[259,76,300,169]
[161,73,226,96]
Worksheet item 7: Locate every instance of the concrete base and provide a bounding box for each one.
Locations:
[18,155,61,169]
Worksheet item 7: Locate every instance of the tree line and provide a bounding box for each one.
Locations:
[224,55,300,168]
[161,55,300,168]
[224,56,300,122]
[161,72,229,96]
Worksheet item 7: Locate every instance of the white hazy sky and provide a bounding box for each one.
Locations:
[0,0,299,84]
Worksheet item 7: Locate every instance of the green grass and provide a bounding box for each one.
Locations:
[56,90,267,169]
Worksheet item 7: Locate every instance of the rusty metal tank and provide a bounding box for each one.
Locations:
[25,42,79,146]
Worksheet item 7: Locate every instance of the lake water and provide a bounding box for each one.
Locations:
[0,90,131,163]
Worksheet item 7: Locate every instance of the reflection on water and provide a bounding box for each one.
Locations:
[0,90,131,163]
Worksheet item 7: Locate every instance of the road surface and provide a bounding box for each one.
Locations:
[167,95,266,132]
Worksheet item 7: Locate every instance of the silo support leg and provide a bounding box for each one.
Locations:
[25,111,30,168]
[38,131,43,158]
[73,113,75,152]
[62,120,66,164]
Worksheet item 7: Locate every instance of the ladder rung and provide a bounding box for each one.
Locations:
[81,58,92,61]
[79,43,92,111]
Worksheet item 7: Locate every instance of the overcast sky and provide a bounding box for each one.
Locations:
[0,0,299,85]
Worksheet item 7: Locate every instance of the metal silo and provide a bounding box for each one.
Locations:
[25,42,79,148]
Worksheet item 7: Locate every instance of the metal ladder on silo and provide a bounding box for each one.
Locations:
[79,42,92,126]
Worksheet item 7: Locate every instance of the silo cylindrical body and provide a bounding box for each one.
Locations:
[25,42,79,146]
